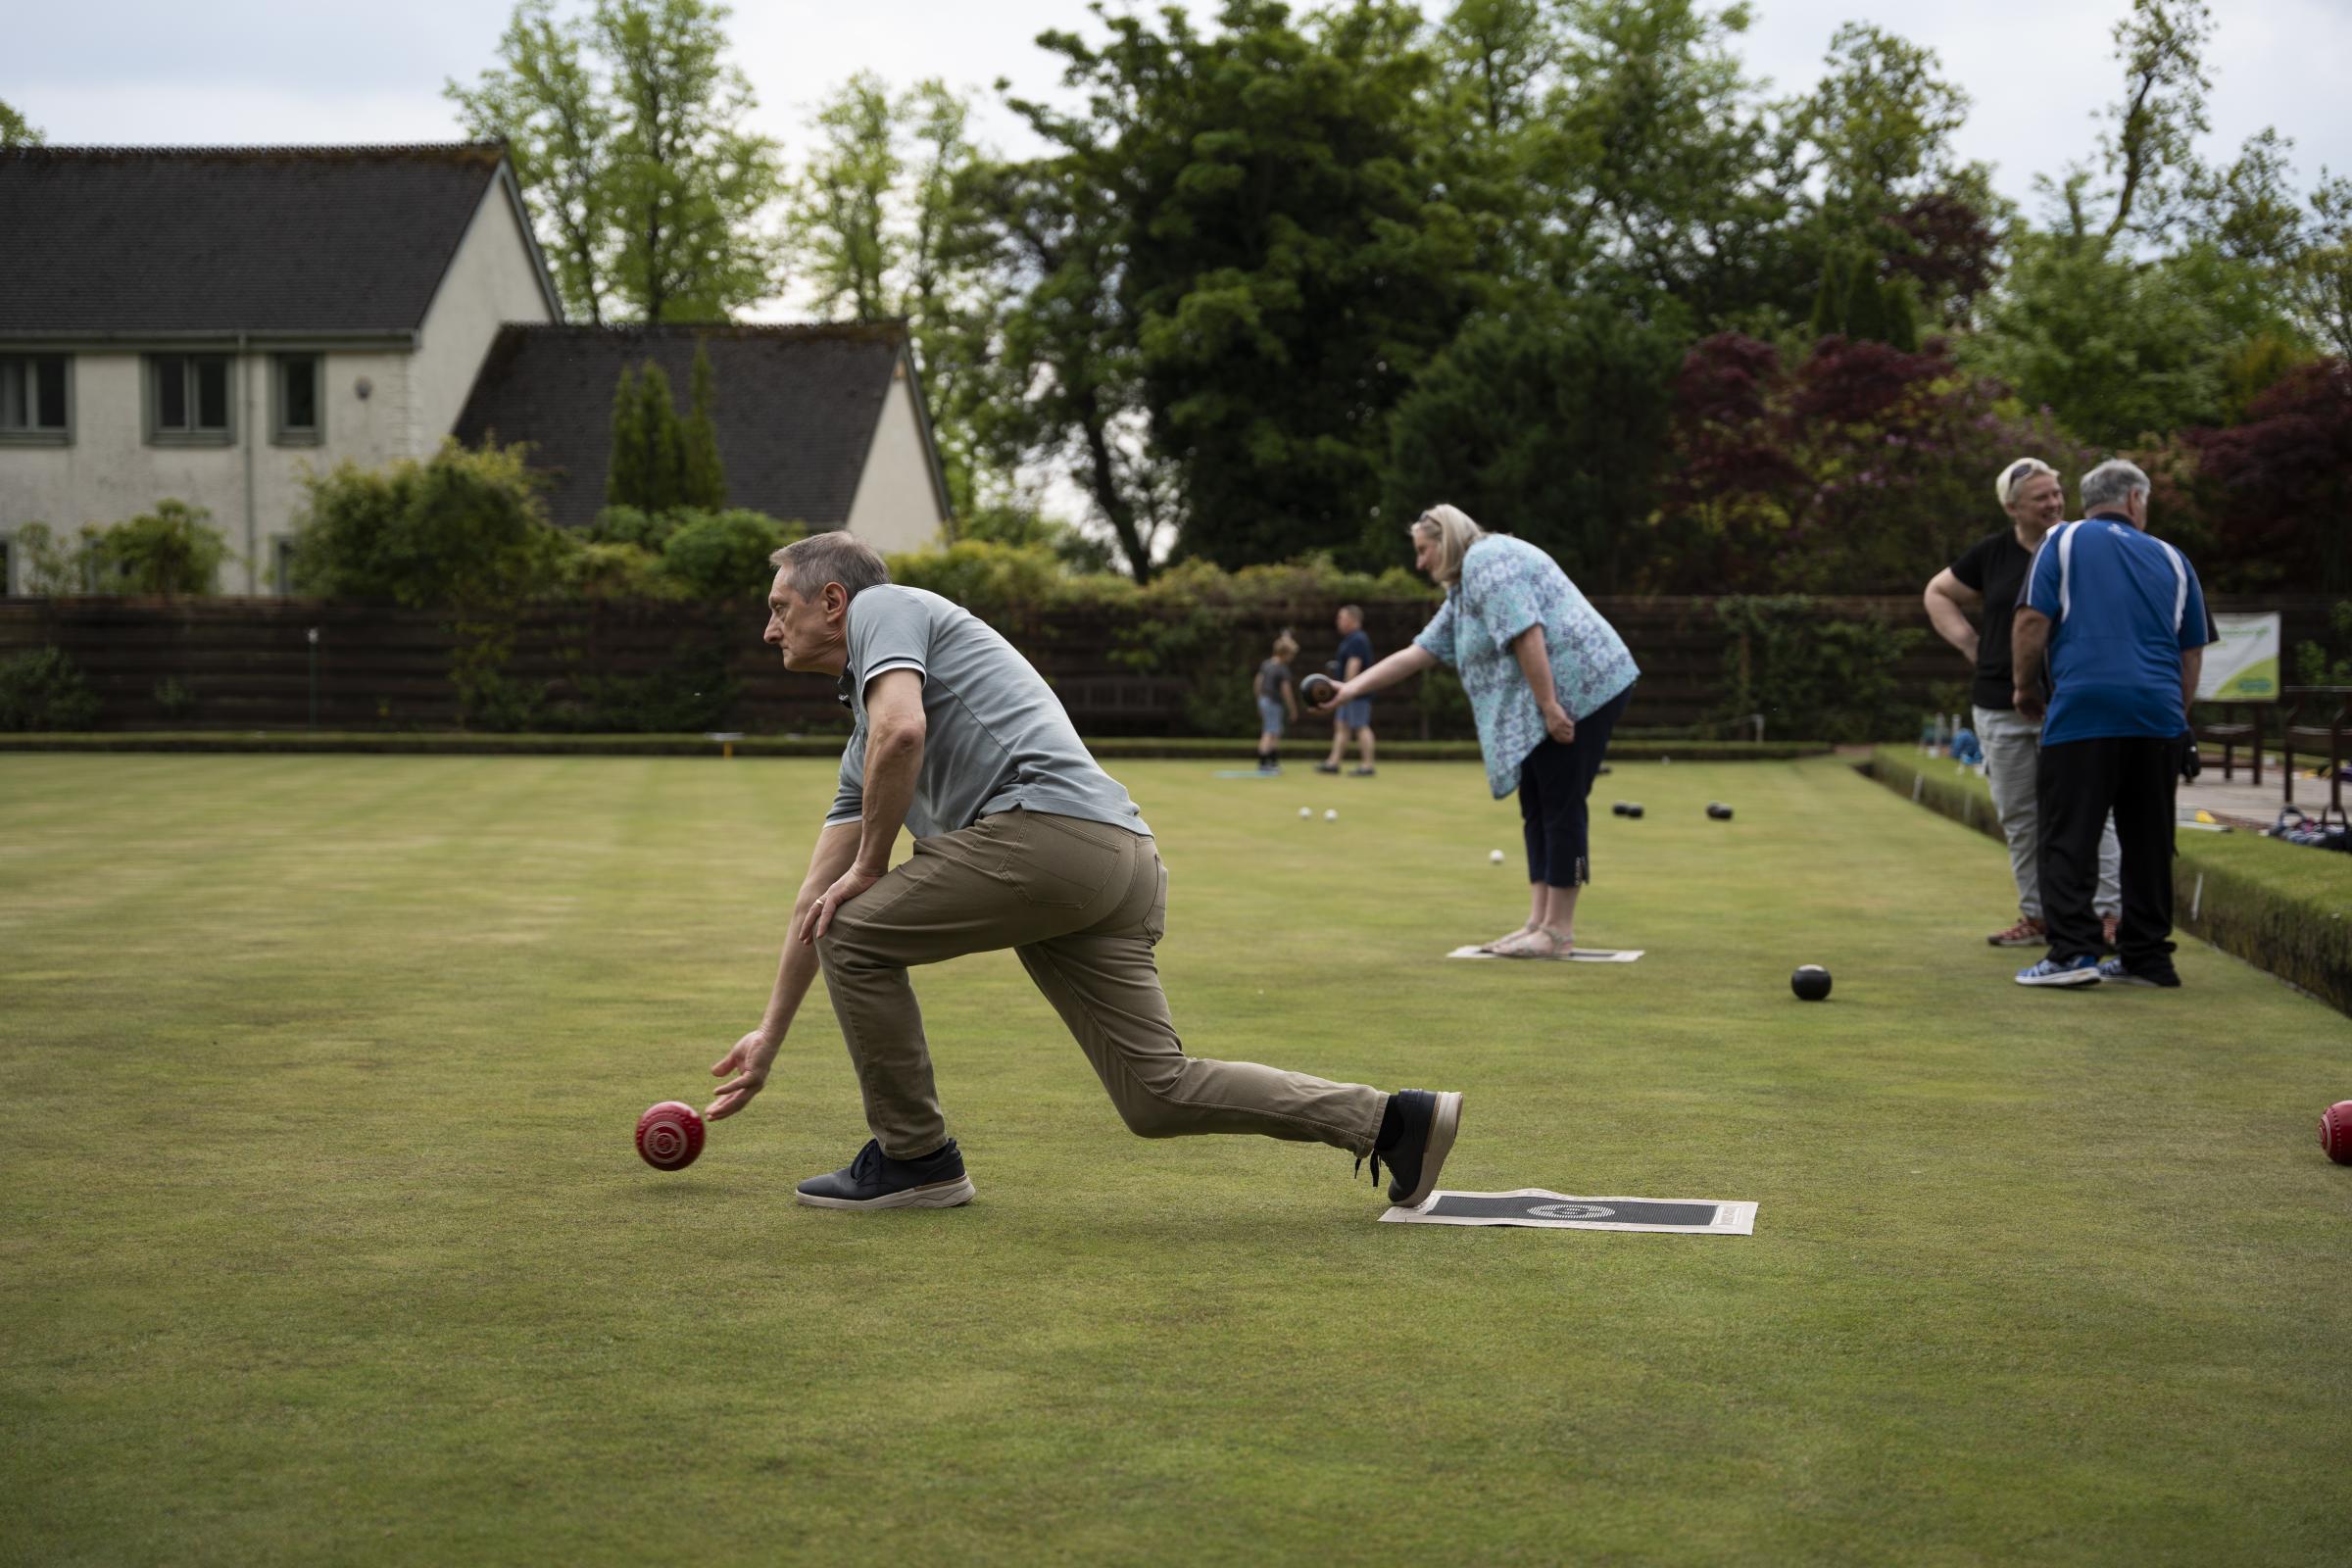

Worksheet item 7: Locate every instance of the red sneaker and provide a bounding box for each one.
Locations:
[1987,914,2047,947]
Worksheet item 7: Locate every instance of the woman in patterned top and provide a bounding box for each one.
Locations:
[1313,505,1639,956]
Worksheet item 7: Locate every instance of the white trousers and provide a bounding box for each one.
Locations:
[1974,704,2120,920]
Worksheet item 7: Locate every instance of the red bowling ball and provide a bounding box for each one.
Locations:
[636,1101,706,1171]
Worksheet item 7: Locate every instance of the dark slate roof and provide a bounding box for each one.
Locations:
[453,323,939,530]
[0,143,530,336]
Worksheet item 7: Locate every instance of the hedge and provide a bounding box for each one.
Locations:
[1864,746,2352,1016]
[0,731,1830,762]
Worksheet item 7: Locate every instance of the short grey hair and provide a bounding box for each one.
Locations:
[771,530,890,600]
[2079,459,2151,514]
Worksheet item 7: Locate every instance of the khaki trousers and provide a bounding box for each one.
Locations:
[814,808,1386,1160]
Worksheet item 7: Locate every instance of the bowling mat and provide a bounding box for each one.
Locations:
[1211,769,1284,778]
[1446,945,1643,962]
[1381,1189,1755,1234]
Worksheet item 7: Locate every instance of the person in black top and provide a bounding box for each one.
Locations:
[1923,458,2120,949]
[1317,606,1378,776]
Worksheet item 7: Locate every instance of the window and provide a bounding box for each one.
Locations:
[0,354,72,443]
[273,537,298,596]
[0,533,13,596]
[272,354,322,445]
[147,353,234,444]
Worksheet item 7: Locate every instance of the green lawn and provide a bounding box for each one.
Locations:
[3,753,2347,1566]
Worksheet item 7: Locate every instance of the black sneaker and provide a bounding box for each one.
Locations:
[1360,1089,1463,1209]
[796,1138,976,1210]
[2096,957,2181,988]
[1313,761,1342,774]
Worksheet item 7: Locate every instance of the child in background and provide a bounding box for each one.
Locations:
[1255,632,1301,772]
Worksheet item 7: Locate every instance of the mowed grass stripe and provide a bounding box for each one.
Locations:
[1,754,2345,1567]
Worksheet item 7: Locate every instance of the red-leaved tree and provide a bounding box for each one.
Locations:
[1649,333,2096,593]
[2183,359,2352,593]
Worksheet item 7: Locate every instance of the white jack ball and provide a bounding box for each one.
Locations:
[1490,849,1505,863]
[1324,808,1339,821]
[1298,807,1312,819]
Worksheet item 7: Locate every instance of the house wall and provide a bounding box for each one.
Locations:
[0,347,416,595]
[411,182,557,447]
[842,365,947,555]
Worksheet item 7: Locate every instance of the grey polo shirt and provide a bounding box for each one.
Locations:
[825,585,1152,840]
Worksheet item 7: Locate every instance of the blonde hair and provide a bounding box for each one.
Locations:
[1273,631,1298,661]
[1994,458,2059,509]
[1409,503,1487,586]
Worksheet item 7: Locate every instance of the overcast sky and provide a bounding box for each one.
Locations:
[13,0,2350,232]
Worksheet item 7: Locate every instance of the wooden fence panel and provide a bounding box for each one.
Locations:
[1,593,2336,736]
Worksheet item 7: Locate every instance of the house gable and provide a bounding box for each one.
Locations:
[452,323,944,537]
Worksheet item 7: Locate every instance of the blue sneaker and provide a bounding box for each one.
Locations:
[796,1138,976,1210]
[2097,956,2180,988]
[2015,955,2103,988]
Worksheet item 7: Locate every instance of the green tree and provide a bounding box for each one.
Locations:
[1385,298,1687,592]
[1801,23,1969,219]
[1016,1,1478,571]
[634,362,686,510]
[680,340,726,508]
[2037,0,2214,248]
[606,363,648,507]
[0,99,43,148]
[2293,172,2352,358]
[787,75,1004,519]
[1967,236,2236,447]
[961,150,1174,580]
[447,0,784,321]
[445,0,612,320]
[1795,22,1977,341]
[1546,0,1808,329]
[606,359,710,512]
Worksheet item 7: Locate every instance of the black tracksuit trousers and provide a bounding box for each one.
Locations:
[2036,735,2180,971]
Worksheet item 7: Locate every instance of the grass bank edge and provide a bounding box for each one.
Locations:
[1864,745,2352,1016]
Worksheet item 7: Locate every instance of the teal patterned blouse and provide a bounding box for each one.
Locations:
[1412,535,1640,799]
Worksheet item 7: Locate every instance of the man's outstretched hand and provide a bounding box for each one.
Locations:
[707,1030,777,1121]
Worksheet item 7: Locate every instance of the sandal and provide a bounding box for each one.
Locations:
[1489,926,1573,958]
[1477,925,1534,954]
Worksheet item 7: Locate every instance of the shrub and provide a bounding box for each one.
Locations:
[290,440,564,609]
[657,510,802,602]
[552,539,682,603]
[0,646,102,730]
[588,506,680,551]
[89,500,229,596]
[7,523,85,594]
[1717,595,1922,743]
[11,504,229,597]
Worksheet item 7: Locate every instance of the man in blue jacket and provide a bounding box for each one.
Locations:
[2009,460,2214,989]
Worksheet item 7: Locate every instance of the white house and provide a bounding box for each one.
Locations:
[0,143,951,596]
[0,143,560,594]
